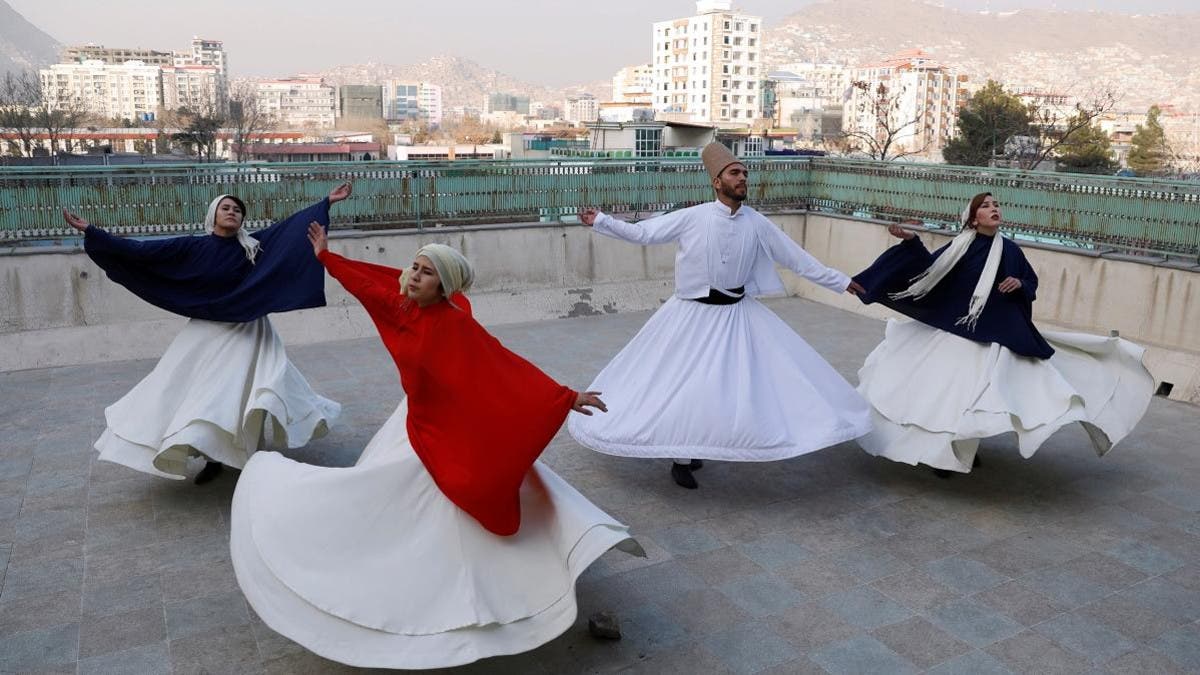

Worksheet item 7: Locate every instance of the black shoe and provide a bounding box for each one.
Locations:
[689,459,704,471]
[194,461,223,485]
[671,463,698,489]
[931,467,954,480]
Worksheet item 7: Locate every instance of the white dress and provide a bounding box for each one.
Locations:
[230,398,642,669]
[568,202,872,461]
[95,317,341,479]
[857,319,1155,472]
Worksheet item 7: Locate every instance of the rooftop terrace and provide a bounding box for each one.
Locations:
[1,297,1198,674]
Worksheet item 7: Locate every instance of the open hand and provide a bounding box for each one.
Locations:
[887,220,918,240]
[997,276,1022,293]
[572,391,607,415]
[306,221,328,257]
[62,209,89,233]
[328,182,353,204]
[579,208,599,226]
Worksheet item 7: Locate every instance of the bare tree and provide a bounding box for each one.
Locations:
[840,80,930,161]
[228,82,276,162]
[172,102,226,161]
[1008,85,1121,170]
[0,71,40,156]
[33,72,93,156]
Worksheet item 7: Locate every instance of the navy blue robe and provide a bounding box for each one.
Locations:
[852,234,1054,359]
[83,199,331,323]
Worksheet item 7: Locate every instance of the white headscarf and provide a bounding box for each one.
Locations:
[401,243,475,306]
[204,194,260,264]
[889,197,1004,331]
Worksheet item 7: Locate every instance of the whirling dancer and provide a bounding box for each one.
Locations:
[852,192,1154,475]
[569,142,871,489]
[63,184,351,484]
[229,230,641,669]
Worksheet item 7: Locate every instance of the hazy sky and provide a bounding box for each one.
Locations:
[10,0,1196,84]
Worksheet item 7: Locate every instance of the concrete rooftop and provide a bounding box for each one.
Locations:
[1,297,1199,674]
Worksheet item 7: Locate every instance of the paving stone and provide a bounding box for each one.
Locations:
[1105,538,1186,576]
[973,580,1068,626]
[0,622,79,673]
[809,634,919,675]
[734,533,813,570]
[1150,623,1200,672]
[871,569,962,613]
[820,585,913,631]
[647,523,724,557]
[925,597,1024,648]
[678,546,767,585]
[1115,577,1200,623]
[923,555,1009,593]
[1017,567,1114,609]
[169,625,261,674]
[0,587,83,636]
[704,622,800,675]
[983,631,1092,675]
[716,572,806,618]
[768,601,862,652]
[78,605,166,659]
[926,649,1015,675]
[1103,648,1188,675]
[871,616,972,670]
[822,543,912,582]
[164,590,249,642]
[1077,593,1187,642]
[1032,612,1138,665]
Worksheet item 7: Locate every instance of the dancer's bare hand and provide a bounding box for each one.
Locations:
[328,182,353,204]
[579,208,599,226]
[846,280,866,296]
[62,209,89,233]
[997,276,1022,293]
[306,222,328,256]
[887,220,918,240]
[572,391,607,415]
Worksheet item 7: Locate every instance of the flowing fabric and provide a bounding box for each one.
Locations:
[94,318,340,478]
[853,234,1054,359]
[83,199,331,323]
[230,399,641,669]
[853,234,1153,472]
[569,296,872,461]
[317,251,578,536]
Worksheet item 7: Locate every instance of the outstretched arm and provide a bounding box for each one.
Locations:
[757,216,857,294]
[579,207,690,245]
[308,222,405,316]
[328,182,352,205]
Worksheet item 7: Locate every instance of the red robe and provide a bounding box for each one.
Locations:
[318,251,577,536]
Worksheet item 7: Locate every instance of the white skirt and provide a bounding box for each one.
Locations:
[230,398,642,670]
[568,295,872,461]
[857,319,1155,473]
[94,318,341,479]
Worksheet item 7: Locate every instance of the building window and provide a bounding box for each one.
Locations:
[723,36,730,44]
[724,21,730,29]
[635,127,662,157]
[749,38,756,46]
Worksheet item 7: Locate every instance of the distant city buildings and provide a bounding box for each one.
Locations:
[339,85,384,122]
[844,49,967,158]
[256,77,337,129]
[383,81,443,127]
[651,0,764,126]
[41,60,162,122]
[563,94,598,124]
[612,64,654,104]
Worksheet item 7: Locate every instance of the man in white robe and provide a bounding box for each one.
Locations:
[569,142,871,489]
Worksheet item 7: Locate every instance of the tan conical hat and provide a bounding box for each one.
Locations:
[701,142,741,181]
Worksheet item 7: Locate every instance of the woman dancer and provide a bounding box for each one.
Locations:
[852,192,1154,475]
[229,229,641,669]
[62,184,351,483]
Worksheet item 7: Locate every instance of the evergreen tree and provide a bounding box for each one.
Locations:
[1055,116,1117,175]
[943,80,1030,166]
[1127,105,1168,176]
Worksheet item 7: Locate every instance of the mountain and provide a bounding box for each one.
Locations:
[764,0,1200,110]
[316,55,610,110]
[0,0,60,76]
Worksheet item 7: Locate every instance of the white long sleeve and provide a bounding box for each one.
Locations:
[592,210,691,246]
[756,216,850,293]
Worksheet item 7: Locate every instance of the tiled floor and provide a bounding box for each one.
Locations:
[1,297,1198,674]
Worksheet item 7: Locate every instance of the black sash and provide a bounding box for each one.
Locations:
[690,286,746,305]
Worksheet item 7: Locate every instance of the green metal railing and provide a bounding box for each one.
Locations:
[2,158,1198,259]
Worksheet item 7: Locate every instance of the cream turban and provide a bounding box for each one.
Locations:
[701,142,741,181]
[408,243,475,298]
[204,194,260,264]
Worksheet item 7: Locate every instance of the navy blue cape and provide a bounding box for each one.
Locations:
[852,234,1054,359]
[83,199,331,323]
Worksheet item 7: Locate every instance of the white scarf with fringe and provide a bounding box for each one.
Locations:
[889,205,1004,331]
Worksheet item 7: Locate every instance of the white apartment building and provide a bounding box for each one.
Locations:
[161,65,221,114]
[844,49,967,157]
[256,78,337,129]
[175,37,228,113]
[564,94,599,124]
[612,64,655,104]
[650,0,763,126]
[773,62,849,108]
[382,81,443,127]
[40,60,162,122]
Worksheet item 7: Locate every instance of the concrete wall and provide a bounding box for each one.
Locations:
[3,213,1198,404]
